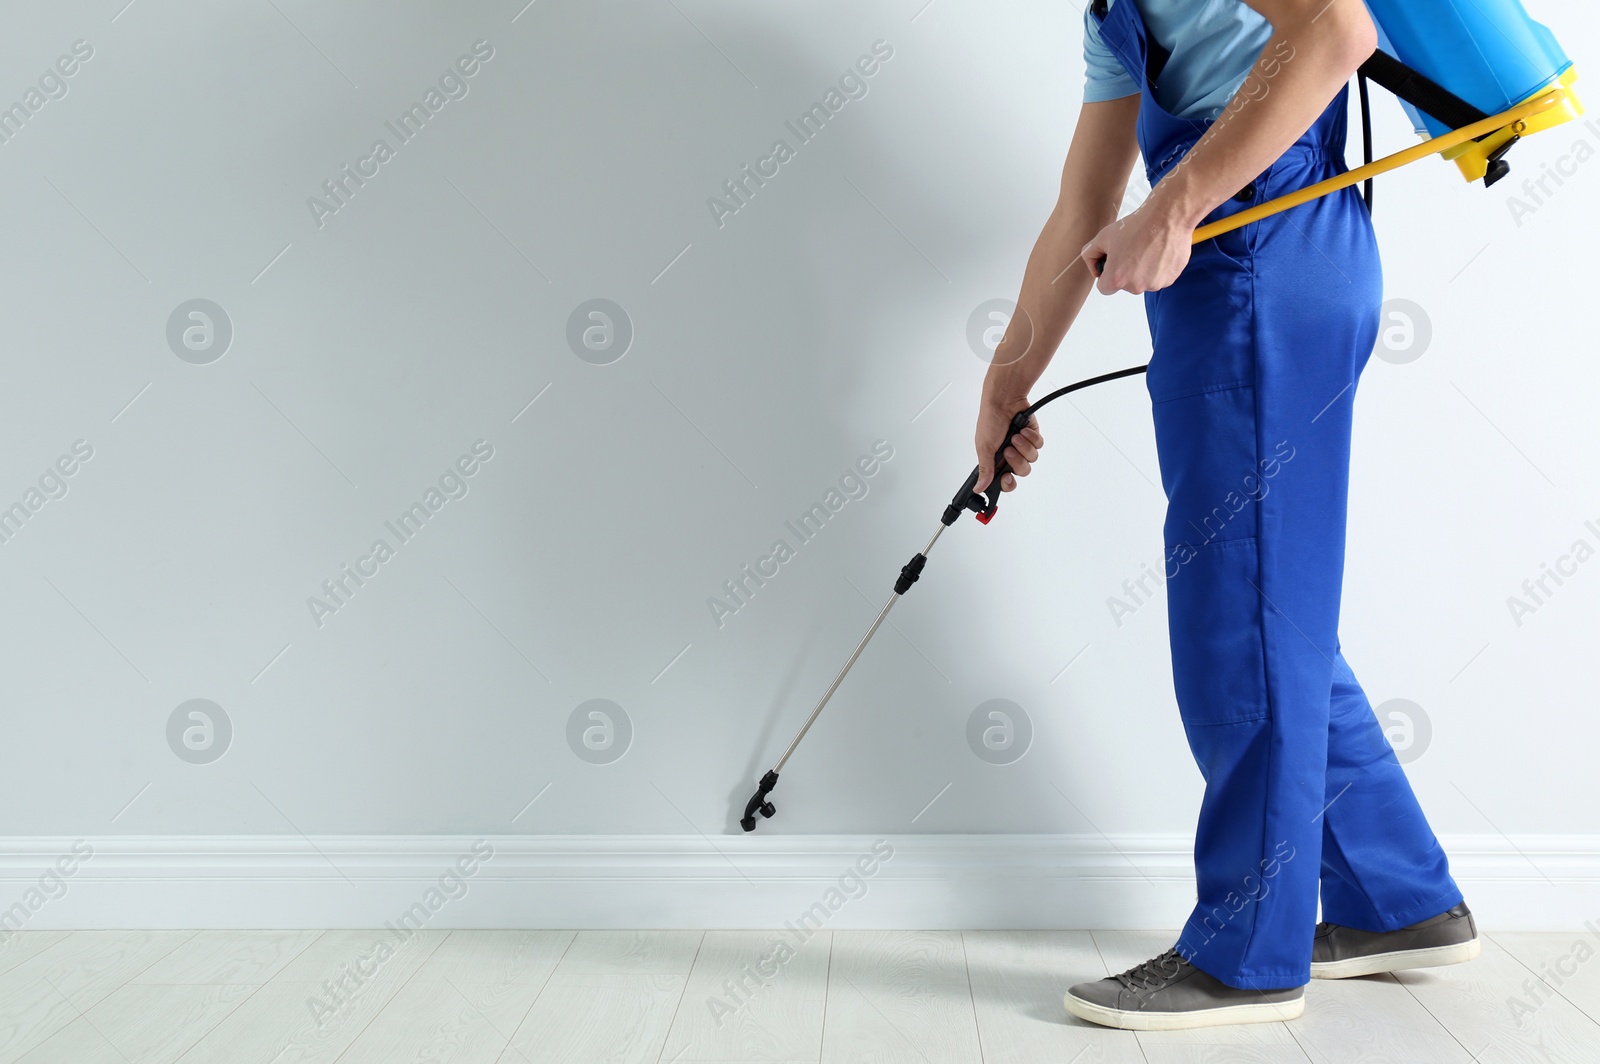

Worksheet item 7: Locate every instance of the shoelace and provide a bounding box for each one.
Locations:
[1114,948,1189,991]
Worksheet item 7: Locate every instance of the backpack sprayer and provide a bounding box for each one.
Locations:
[741,0,1582,831]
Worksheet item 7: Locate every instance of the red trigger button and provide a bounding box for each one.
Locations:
[976,509,995,525]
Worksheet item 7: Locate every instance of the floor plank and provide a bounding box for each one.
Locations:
[174,930,447,1064]
[1141,1047,1312,1064]
[1293,972,1475,1063]
[660,928,832,1061]
[821,930,982,1064]
[1490,930,1600,1028]
[1392,935,1600,1064]
[336,974,519,1064]
[553,929,704,976]
[18,930,193,1008]
[412,929,575,985]
[0,930,192,1063]
[500,972,687,1064]
[0,933,71,979]
[406,929,575,1033]
[131,929,322,985]
[11,1016,127,1064]
[963,930,1146,1064]
[18,983,256,1064]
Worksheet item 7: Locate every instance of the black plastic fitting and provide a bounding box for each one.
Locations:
[740,769,779,831]
[894,553,928,595]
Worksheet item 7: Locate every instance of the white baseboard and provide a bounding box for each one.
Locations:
[2,834,1597,932]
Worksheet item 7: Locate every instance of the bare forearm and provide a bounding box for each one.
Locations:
[984,204,1115,402]
[1150,0,1376,230]
[985,96,1140,404]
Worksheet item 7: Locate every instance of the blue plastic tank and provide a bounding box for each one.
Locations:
[1364,0,1573,138]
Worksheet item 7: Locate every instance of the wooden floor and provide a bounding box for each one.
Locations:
[0,927,1595,1063]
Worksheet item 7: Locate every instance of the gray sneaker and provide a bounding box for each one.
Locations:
[1311,901,1480,979]
[1063,948,1305,1031]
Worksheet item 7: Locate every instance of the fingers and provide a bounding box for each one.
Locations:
[1001,421,1044,482]
[977,414,1044,496]
[1098,259,1122,296]
[1011,426,1043,460]
[1081,239,1105,271]
[1081,239,1111,293]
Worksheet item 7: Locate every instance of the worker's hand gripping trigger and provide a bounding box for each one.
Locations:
[943,409,1033,527]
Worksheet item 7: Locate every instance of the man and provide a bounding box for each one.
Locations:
[971,0,1479,1030]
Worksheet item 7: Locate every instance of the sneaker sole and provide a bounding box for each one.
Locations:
[1062,989,1305,1031]
[1310,936,1480,979]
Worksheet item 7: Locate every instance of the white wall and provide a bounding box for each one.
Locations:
[1,0,1596,924]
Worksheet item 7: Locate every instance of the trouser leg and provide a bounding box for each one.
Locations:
[1319,649,1463,930]
[1152,180,1382,990]
[1156,373,1345,990]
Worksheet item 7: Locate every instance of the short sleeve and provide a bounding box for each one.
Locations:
[1083,5,1139,103]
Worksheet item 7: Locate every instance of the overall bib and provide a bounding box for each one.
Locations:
[1093,0,1463,989]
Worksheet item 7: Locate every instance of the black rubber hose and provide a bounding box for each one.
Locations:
[1021,363,1149,420]
[946,363,1150,526]
[1359,73,1374,212]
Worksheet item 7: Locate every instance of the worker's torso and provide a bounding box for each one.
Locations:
[1087,0,1273,119]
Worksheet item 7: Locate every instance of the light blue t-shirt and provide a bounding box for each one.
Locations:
[1084,0,1274,120]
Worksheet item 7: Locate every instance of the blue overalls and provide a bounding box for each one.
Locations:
[1093,0,1464,990]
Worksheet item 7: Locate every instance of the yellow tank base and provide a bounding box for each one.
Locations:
[1444,66,1584,184]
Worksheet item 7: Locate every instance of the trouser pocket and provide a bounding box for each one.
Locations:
[1153,385,1272,727]
[1166,535,1270,725]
